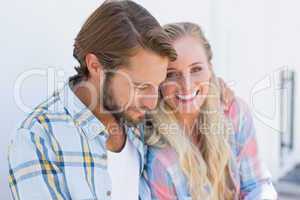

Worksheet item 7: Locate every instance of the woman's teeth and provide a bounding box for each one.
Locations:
[176,90,199,101]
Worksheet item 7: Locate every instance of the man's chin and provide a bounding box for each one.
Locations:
[122,111,145,126]
[109,109,144,126]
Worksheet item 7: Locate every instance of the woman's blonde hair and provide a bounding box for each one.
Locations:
[145,22,235,200]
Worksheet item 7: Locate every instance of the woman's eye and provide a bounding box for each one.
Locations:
[191,66,203,73]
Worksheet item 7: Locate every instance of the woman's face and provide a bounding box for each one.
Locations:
[160,36,212,114]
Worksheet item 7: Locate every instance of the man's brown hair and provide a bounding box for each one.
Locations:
[71,0,177,83]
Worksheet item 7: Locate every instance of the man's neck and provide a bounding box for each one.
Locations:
[73,80,126,152]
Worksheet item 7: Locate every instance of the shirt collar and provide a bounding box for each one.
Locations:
[57,81,146,173]
[57,81,108,141]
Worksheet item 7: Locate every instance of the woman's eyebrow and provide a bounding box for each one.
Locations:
[188,61,203,67]
[167,62,204,71]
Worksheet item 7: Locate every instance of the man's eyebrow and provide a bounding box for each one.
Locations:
[133,81,150,86]
[167,67,177,71]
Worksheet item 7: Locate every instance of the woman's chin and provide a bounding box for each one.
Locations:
[174,98,205,115]
[177,106,200,115]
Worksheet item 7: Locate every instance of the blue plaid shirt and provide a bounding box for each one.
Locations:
[8,82,151,200]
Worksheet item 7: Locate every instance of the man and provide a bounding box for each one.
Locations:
[8,1,176,199]
[8,1,233,199]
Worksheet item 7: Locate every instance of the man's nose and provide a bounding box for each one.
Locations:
[139,87,159,111]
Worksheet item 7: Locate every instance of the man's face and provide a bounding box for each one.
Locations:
[103,49,168,125]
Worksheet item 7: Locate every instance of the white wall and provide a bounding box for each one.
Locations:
[210,0,300,180]
[0,0,211,199]
[276,0,300,173]
[209,0,282,180]
[0,1,102,199]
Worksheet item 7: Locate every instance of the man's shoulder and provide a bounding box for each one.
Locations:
[19,92,72,134]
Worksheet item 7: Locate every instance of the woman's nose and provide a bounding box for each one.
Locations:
[179,74,193,93]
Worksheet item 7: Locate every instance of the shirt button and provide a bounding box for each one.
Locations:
[106,190,111,196]
[100,131,105,135]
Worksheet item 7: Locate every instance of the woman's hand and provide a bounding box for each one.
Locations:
[218,77,235,111]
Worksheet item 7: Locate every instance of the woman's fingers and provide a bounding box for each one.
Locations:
[217,77,235,111]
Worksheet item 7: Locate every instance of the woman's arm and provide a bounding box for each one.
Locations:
[230,99,277,200]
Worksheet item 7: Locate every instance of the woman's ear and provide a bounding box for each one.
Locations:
[208,62,213,70]
[85,53,103,80]
[208,63,213,80]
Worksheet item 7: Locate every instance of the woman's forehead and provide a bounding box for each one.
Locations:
[169,37,208,68]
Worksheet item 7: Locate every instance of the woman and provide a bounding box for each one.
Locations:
[145,22,277,200]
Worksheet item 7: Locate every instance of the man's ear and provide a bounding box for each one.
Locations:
[85,53,103,80]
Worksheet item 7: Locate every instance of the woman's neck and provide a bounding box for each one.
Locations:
[175,112,199,136]
[175,112,203,147]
